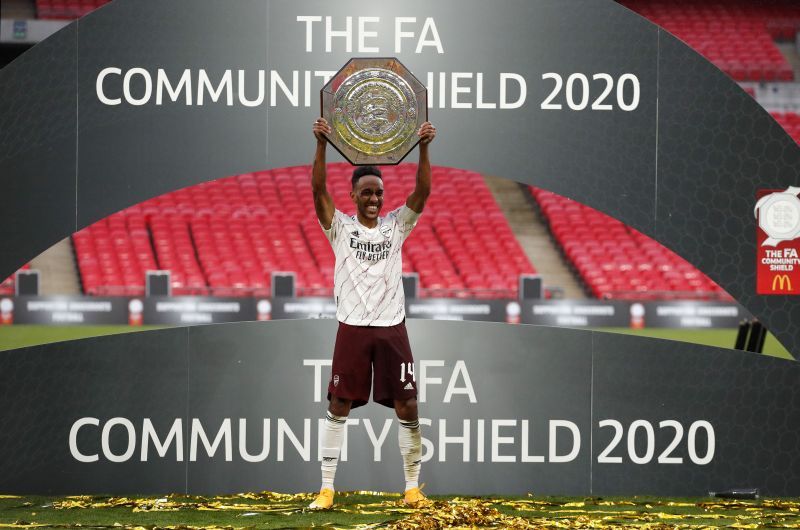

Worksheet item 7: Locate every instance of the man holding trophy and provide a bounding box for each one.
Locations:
[308,58,435,510]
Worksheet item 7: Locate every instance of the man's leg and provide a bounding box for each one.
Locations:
[395,397,426,505]
[311,322,371,509]
[320,397,352,490]
[310,396,352,509]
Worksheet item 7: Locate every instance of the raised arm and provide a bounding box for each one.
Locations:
[406,122,436,214]
[312,118,335,229]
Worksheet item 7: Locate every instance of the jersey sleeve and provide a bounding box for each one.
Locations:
[391,204,422,241]
[321,209,346,244]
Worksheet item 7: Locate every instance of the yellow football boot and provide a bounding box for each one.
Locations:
[308,488,334,510]
[403,486,430,507]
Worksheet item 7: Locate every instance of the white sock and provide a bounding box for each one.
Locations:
[398,418,421,491]
[320,411,346,491]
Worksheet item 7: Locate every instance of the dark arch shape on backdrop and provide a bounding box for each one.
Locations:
[0,0,798,355]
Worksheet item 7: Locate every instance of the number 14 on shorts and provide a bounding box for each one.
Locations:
[400,362,415,383]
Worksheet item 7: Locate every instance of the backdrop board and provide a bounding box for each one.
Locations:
[268,297,338,320]
[642,301,748,329]
[1,320,799,496]
[405,299,508,322]
[141,297,257,325]
[1,0,798,355]
[522,300,631,327]
[12,296,130,325]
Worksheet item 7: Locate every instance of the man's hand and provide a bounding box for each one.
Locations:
[417,121,436,145]
[313,117,332,144]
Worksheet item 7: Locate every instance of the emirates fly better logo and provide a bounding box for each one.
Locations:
[755,187,800,295]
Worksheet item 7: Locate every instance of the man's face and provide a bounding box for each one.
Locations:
[351,175,384,223]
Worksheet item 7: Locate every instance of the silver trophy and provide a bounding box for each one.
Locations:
[321,57,428,166]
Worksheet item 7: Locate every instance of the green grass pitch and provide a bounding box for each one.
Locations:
[0,326,794,529]
[2,492,800,529]
[0,324,792,359]
[0,492,800,530]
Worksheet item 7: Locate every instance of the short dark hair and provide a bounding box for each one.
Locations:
[351,165,382,188]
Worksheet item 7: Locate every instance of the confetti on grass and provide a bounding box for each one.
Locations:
[0,492,795,529]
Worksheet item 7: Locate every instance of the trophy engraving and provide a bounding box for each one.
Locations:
[322,58,428,165]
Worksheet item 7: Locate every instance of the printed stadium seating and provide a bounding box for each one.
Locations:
[35,0,110,19]
[73,164,535,299]
[622,0,800,82]
[531,187,730,301]
[772,112,800,144]
[0,264,31,296]
[72,210,158,296]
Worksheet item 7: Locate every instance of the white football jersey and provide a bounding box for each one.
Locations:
[322,205,420,326]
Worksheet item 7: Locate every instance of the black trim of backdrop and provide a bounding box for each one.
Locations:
[0,0,797,354]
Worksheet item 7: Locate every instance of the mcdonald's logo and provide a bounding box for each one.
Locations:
[772,274,793,291]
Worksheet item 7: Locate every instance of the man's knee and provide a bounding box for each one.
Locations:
[328,396,352,417]
[394,397,418,421]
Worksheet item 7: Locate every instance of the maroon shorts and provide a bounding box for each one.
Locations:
[328,320,417,409]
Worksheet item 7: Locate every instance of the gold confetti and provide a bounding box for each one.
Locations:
[32,492,800,529]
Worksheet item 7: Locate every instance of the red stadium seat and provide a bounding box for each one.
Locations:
[622,0,799,82]
[74,164,534,299]
[531,186,730,301]
[772,112,800,144]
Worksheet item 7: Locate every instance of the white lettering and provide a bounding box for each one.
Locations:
[520,420,545,463]
[156,69,192,105]
[123,67,152,106]
[190,418,232,461]
[197,69,233,106]
[297,15,321,52]
[101,417,136,463]
[416,17,443,54]
[438,419,470,462]
[500,73,526,109]
[419,360,444,403]
[475,73,497,109]
[444,360,477,403]
[277,418,310,461]
[491,420,517,462]
[476,419,485,462]
[141,418,183,461]
[96,67,121,105]
[358,17,380,52]
[304,359,332,402]
[394,17,416,53]
[270,70,299,107]
[325,16,352,53]
[239,419,270,462]
[363,419,392,461]
[69,417,100,463]
[549,420,580,463]
[451,72,472,109]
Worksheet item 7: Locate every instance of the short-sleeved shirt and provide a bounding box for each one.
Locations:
[322,205,420,326]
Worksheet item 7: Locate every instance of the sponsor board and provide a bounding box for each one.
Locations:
[0,321,798,496]
[9,296,130,325]
[269,297,337,320]
[141,297,257,325]
[0,296,751,329]
[642,301,745,329]
[522,300,629,327]
[755,188,800,295]
[406,299,507,322]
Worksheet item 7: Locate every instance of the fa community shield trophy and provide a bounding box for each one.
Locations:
[321,57,428,166]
